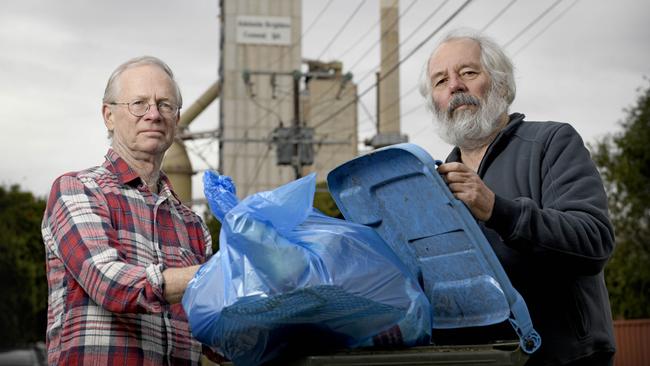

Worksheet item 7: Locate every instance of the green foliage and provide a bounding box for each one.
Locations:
[203,209,221,253]
[313,181,342,218]
[591,78,650,319]
[0,185,47,347]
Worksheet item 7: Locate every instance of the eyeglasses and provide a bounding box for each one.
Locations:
[109,100,179,117]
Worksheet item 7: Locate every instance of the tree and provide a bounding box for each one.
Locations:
[203,212,221,253]
[0,185,47,348]
[591,78,650,319]
[313,181,342,218]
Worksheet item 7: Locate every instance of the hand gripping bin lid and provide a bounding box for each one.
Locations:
[327,143,541,354]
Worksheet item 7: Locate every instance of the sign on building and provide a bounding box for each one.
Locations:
[236,16,292,45]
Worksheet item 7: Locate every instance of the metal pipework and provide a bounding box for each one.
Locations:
[179,80,221,129]
[162,80,221,204]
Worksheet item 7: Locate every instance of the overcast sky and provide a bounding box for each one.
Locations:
[1,0,648,203]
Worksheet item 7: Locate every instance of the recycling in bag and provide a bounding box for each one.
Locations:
[182,172,432,365]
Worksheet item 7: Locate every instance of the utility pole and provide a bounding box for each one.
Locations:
[365,0,408,150]
[375,71,381,134]
[242,68,353,179]
[291,70,305,178]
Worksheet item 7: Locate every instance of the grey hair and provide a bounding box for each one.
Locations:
[102,55,183,108]
[418,29,515,113]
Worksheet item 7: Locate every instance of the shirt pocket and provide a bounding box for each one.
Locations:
[161,245,201,267]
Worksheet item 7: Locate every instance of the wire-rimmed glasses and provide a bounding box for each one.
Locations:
[109,100,179,117]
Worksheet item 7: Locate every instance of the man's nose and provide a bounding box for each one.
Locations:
[144,103,162,119]
[448,74,467,94]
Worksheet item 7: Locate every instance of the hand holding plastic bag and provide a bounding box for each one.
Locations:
[183,172,431,365]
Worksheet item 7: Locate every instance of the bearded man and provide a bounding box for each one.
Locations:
[419,30,616,366]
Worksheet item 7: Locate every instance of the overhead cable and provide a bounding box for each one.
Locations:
[480,0,518,32]
[308,0,437,120]
[355,0,452,86]
[317,0,368,60]
[336,0,404,60]
[266,0,335,69]
[345,0,422,74]
[503,0,564,48]
[512,0,580,56]
[311,0,474,129]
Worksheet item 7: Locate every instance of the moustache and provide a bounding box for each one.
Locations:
[448,93,481,114]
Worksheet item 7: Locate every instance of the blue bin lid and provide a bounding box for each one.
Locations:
[327,143,541,354]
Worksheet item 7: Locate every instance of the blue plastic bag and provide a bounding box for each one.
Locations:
[182,172,431,365]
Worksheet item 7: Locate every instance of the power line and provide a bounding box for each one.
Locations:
[328,115,377,139]
[311,0,570,151]
[179,139,218,171]
[358,0,561,137]
[219,2,330,149]
[308,0,456,128]
[357,83,420,127]
[345,0,422,74]
[512,0,580,56]
[245,146,273,191]
[303,0,336,38]
[311,0,474,130]
[337,92,426,139]
[356,0,521,128]
[244,0,550,157]
[345,0,522,140]
[236,0,337,137]
[304,0,419,116]
[308,95,351,122]
[406,1,568,146]
[400,102,424,119]
[317,0,368,60]
[315,0,515,139]
[235,1,338,140]
[335,0,403,60]
[358,124,377,135]
[358,98,375,124]
[265,0,335,70]
[503,0,564,48]
[325,94,426,146]
[228,0,544,169]
[480,0,518,32]
[248,94,285,125]
[237,81,293,143]
[355,0,452,86]
[312,0,473,130]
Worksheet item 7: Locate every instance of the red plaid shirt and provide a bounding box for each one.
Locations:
[42,149,212,365]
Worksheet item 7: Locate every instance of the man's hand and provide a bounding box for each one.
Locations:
[437,162,495,221]
[162,265,201,304]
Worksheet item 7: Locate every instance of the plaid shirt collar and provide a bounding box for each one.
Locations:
[103,148,182,205]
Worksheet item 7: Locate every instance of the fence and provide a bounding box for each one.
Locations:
[614,318,650,366]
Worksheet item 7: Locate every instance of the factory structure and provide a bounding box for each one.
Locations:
[163,0,405,203]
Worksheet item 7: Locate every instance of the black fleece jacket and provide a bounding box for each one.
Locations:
[446,113,616,366]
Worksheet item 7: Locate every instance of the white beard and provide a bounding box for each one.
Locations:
[433,85,508,150]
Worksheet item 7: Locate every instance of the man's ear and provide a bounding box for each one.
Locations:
[102,104,114,133]
[175,110,181,126]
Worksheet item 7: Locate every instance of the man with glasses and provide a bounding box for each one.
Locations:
[42,56,216,365]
